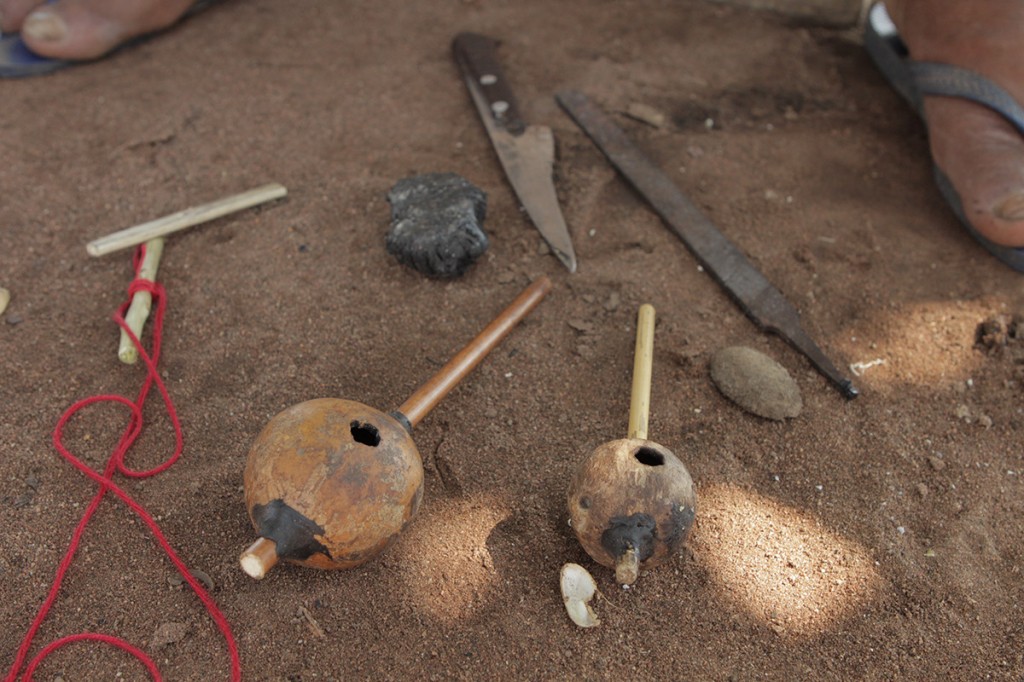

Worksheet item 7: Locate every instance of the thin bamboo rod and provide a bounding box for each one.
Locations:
[397,276,553,429]
[87,183,287,257]
[118,238,165,364]
[627,304,655,440]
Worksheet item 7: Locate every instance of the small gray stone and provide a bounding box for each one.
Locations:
[604,291,621,312]
[386,172,488,278]
[624,102,667,129]
[150,622,188,649]
[190,568,215,591]
[709,346,802,420]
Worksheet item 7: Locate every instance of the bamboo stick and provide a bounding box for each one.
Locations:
[86,183,287,257]
[239,537,279,580]
[118,238,165,364]
[396,276,553,428]
[627,304,656,440]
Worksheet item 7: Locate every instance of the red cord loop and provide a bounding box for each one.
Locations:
[6,246,241,682]
[22,634,162,681]
[126,278,159,297]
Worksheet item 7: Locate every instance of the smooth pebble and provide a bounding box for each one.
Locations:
[710,346,802,420]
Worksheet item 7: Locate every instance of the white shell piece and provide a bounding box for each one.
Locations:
[560,563,600,627]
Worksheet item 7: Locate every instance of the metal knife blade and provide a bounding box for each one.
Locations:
[556,89,858,399]
[452,32,578,273]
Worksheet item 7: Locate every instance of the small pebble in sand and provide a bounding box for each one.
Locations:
[604,291,621,312]
[150,621,188,649]
[0,287,9,315]
[709,346,802,420]
[624,102,667,129]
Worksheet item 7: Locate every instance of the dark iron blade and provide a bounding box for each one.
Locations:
[453,33,578,272]
[556,90,857,399]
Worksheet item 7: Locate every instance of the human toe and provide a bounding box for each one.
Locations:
[925,97,1024,248]
[994,193,1024,222]
[18,0,196,61]
[20,4,122,60]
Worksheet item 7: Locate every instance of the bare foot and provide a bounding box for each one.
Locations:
[884,0,1024,249]
[0,0,197,61]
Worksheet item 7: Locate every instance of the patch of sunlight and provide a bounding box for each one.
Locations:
[695,484,882,638]
[833,298,996,391]
[390,494,508,623]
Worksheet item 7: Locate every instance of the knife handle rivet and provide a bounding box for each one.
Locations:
[491,100,509,116]
[479,74,497,85]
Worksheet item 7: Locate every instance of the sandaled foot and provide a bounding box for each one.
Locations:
[884,0,1024,250]
[0,0,197,61]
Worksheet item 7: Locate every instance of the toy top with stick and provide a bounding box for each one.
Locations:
[240,275,553,579]
[567,304,697,585]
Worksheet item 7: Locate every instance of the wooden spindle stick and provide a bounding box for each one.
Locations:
[627,304,655,440]
[396,275,553,428]
[86,183,287,257]
[240,537,279,579]
[119,238,165,365]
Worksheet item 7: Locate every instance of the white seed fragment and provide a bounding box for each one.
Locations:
[0,287,9,315]
[560,563,600,628]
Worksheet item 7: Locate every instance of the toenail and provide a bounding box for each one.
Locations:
[23,9,67,42]
[994,192,1024,222]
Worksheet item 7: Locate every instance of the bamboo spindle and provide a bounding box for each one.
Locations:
[396,275,553,428]
[627,304,656,440]
[119,238,165,364]
[86,183,288,257]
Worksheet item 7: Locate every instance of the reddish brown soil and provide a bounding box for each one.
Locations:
[3,1,1023,680]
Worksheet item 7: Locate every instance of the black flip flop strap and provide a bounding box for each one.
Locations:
[911,62,1024,137]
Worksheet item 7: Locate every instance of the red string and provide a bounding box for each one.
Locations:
[21,635,161,681]
[5,246,242,682]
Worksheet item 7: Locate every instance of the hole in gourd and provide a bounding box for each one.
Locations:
[635,447,664,466]
[351,421,381,446]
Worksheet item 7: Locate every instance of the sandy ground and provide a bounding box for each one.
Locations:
[2,0,1024,680]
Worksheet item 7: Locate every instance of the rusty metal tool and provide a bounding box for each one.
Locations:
[556,90,857,399]
[453,33,578,272]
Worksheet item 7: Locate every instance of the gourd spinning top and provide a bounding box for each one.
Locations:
[240,276,552,579]
[567,304,696,585]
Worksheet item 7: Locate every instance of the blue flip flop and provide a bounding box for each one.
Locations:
[864,2,1024,272]
[0,0,218,78]
[0,31,66,77]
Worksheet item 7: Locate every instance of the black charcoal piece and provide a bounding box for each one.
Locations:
[386,173,489,278]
